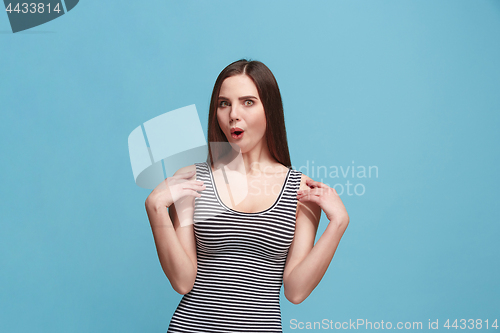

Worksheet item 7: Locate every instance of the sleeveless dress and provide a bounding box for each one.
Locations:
[167,161,303,332]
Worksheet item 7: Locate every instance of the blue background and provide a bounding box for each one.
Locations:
[1,1,499,332]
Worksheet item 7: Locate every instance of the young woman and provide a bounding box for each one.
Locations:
[145,59,349,332]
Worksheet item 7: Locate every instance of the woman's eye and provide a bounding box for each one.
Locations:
[219,101,229,107]
[244,100,254,106]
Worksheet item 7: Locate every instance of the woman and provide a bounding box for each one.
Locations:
[145,59,349,332]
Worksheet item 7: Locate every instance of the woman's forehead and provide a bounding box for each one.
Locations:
[219,75,258,97]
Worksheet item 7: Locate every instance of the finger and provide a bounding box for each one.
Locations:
[178,187,204,197]
[297,193,320,198]
[189,190,203,198]
[180,179,205,186]
[186,189,203,198]
[297,193,321,204]
[171,177,204,186]
[308,179,331,189]
[182,183,206,191]
[306,178,328,189]
[177,189,203,200]
[297,187,329,196]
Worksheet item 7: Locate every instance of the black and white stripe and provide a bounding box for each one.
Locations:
[168,161,302,332]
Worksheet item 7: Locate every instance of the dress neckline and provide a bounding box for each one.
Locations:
[205,161,291,215]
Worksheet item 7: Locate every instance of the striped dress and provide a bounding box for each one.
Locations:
[167,161,303,332]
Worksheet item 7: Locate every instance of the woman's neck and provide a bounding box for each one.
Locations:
[216,142,281,176]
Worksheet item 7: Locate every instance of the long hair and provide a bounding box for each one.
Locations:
[206,59,292,169]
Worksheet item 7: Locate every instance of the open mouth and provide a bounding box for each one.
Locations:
[231,131,244,139]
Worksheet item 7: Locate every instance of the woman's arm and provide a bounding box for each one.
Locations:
[283,174,349,304]
[145,164,202,294]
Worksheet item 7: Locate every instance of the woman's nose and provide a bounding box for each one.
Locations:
[229,104,241,121]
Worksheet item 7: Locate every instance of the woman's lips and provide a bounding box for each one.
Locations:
[230,127,244,139]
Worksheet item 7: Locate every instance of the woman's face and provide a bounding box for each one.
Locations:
[217,74,267,153]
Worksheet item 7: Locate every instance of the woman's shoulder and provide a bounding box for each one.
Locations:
[174,164,196,173]
[296,172,312,191]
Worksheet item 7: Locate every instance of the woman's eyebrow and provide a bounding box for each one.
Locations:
[238,95,258,100]
[218,95,258,100]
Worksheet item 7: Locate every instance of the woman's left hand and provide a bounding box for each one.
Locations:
[296,179,349,227]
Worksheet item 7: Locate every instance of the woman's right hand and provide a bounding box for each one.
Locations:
[145,170,206,210]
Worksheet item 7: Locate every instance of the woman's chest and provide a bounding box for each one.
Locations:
[194,212,296,260]
[211,170,289,214]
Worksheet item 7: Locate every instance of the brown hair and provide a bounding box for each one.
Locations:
[206,59,292,169]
